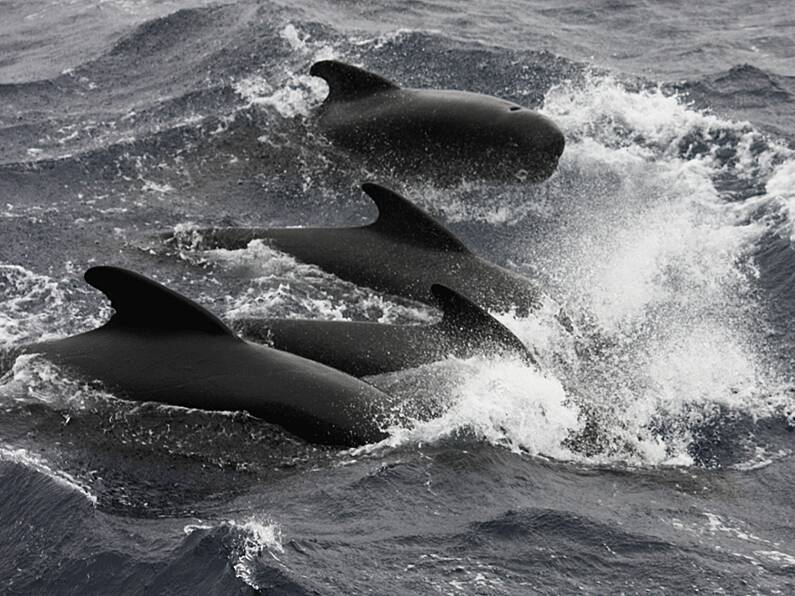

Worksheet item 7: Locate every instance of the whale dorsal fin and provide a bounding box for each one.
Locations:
[310,60,398,102]
[85,266,235,337]
[432,284,533,362]
[361,183,470,253]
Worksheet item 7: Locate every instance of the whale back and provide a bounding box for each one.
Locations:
[85,266,235,337]
[310,60,399,102]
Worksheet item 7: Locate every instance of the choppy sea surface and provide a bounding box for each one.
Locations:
[1,0,794,593]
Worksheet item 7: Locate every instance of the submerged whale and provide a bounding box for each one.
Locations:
[234,284,535,377]
[19,266,392,447]
[168,183,541,314]
[309,60,565,183]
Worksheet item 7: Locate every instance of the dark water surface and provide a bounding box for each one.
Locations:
[1,0,793,593]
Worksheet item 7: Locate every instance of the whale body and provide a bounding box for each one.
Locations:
[169,183,541,314]
[20,266,392,447]
[234,284,534,377]
[310,60,565,183]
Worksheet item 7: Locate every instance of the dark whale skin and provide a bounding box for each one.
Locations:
[310,60,565,183]
[21,266,392,447]
[234,284,535,377]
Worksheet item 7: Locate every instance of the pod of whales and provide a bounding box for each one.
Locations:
[20,266,392,447]
[168,183,541,314]
[13,63,556,450]
[234,283,534,378]
[310,60,565,182]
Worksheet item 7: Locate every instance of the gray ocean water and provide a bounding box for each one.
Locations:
[1,0,793,593]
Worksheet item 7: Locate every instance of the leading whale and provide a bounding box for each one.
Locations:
[17,266,392,447]
[309,60,565,183]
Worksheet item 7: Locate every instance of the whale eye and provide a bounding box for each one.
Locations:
[509,106,521,111]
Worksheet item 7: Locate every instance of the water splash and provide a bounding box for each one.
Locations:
[234,23,338,119]
[529,75,792,464]
[364,355,582,460]
[0,264,107,346]
[764,159,795,242]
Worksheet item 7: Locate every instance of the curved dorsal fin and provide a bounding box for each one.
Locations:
[310,60,398,102]
[432,284,534,363]
[85,266,235,337]
[361,183,470,253]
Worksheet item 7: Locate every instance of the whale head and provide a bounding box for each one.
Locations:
[506,108,565,180]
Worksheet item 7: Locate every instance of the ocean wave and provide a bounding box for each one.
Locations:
[674,64,795,137]
[186,516,288,591]
[0,445,97,505]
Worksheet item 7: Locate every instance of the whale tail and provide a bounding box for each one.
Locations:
[432,284,535,365]
[310,60,398,102]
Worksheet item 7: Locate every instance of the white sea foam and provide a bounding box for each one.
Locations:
[356,355,582,460]
[234,24,338,119]
[231,516,285,588]
[140,179,174,194]
[0,353,113,409]
[402,182,559,225]
[764,159,795,242]
[753,550,795,567]
[529,75,792,463]
[349,28,443,50]
[0,265,67,345]
[0,264,107,346]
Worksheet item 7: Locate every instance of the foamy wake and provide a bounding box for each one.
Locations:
[534,75,792,459]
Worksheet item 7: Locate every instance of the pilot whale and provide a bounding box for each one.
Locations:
[168,183,541,314]
[18,266,392,447]
[309,60,565,183]
[234,284,535,378]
